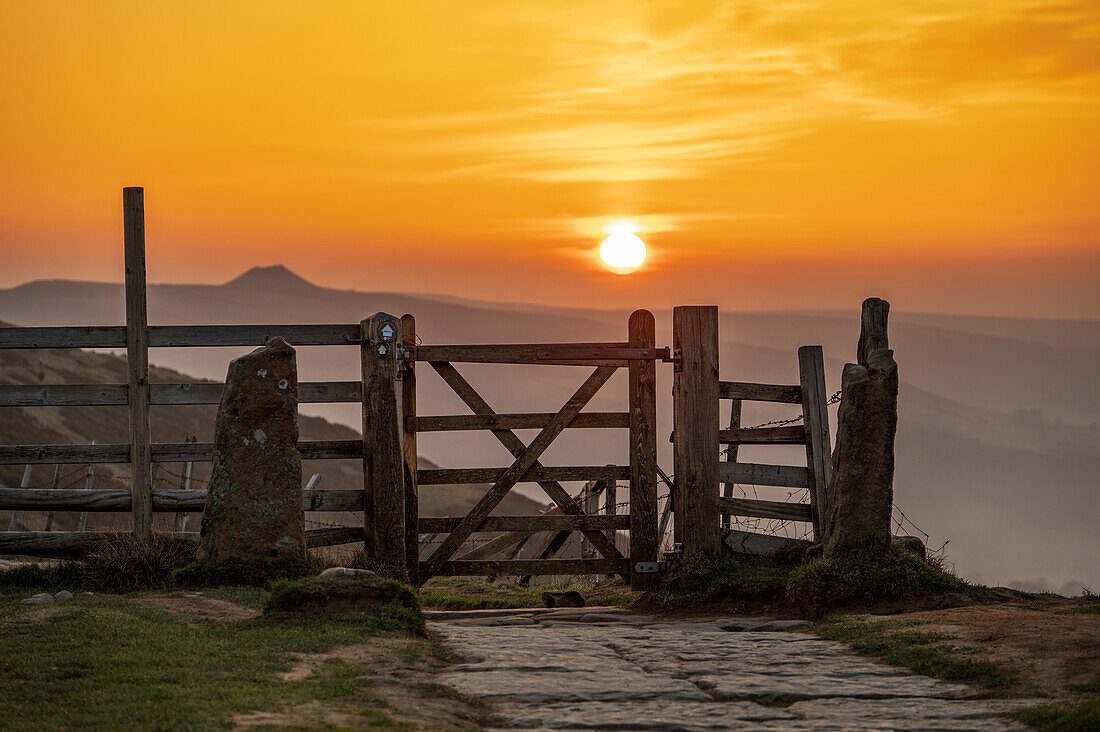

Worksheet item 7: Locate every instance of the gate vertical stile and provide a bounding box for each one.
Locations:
[798,345,832,541]
[671,306,721,557]
[400,314,419,584]
[628,309,659,590]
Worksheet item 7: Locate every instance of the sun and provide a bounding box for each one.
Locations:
[598,220,647,274]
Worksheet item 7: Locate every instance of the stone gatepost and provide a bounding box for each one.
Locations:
[197,337,305,564]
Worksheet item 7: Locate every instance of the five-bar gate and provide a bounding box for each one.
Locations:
[360,310,664,589]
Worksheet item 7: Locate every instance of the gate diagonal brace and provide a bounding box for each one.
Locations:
[421,364,623,581]
[428,362,627,568]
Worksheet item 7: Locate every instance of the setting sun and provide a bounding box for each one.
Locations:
[599,220,647,274]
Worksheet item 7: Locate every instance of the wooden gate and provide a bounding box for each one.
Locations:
[360,310,664,589]
[670,306,833,558]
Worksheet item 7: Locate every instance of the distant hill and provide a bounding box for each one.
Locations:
[0,338,548,535]
[1,268,1097,593]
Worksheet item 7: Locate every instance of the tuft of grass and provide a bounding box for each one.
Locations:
[1074,588,1100,615]
[787,542,975,617]
[650,551,799,608]
[648,543,980,617]
[0,533,195,593]
[171,553,322,589]
[1012,695,1100,731]
[817,615,1015,690]
[265,574,424,633]
[78,533,196,592]
[0,560,83,590]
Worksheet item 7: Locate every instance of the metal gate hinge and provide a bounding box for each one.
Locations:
[670,347,682,372]
[633,561,665,574]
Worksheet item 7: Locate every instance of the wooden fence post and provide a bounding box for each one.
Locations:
[672,306,720,556]
[43,464,63,531]
[78,442,96,532]
[124,187,152,540]
[361,312,406,570]
[798,345,832,540]
[7,465,32,530]
[628,309,659,590]
[400,313,419,584]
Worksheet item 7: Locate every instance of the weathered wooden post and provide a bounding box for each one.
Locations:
[672,305,720,556]
[43,464,63,531]
[400,313,419,584]
[798,345,832,540]
[7,465,32,530]
[124,186,152,540]
[628,309,659,590]
[77,442,96,532]
[360,312,407,571]
[720,399,741,529]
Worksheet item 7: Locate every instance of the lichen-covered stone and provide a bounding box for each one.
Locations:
[197,337,304,564]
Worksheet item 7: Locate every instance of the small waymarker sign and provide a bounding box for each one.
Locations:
[377,343,389,357]
[379,323,396,341]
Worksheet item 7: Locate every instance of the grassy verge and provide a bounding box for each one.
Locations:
[816,614,1015,691]
[648,543,978,618]
[1011,695,1100,731]
[419,577,637,610]
[0,583,433,730]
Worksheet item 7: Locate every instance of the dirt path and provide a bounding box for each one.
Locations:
[869,598,1100,700]
[431,608,1039,730]
[136,594,261,622]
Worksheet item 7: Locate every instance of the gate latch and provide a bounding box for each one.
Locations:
[633,561,665,574]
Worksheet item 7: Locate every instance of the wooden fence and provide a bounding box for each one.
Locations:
[0,186,835,578]
[0,188,385,556]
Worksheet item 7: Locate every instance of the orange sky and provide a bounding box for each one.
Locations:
[1,1,1098,316]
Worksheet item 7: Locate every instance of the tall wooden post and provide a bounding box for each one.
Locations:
[628,309,658,590]
[361,312,406,570]
[400,313,419,584]
[124,187,152,540]
[798,345,832,540]
[672,306,720,556]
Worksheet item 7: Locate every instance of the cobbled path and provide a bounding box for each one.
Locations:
[428,608,1034,731]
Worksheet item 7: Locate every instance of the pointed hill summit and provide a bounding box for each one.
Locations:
[224,264,321,292]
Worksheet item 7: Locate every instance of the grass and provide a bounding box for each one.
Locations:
[649,542,977,618]
[266,574,424,633]
[419,577,637,610]
[1073,588,1100,615]
[0,585,428,730]
[816,615,1016,690]
[1011,696,1100,731]
[0,533,196,593]
[787,543,976,617]
[171,553,323,589]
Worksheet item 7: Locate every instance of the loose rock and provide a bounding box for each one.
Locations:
[21,593,54,604]
[543,590,586,608]
[320,567,378,578]
[54,590,73,601]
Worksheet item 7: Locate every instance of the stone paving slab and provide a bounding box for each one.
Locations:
[432,618,1035,731]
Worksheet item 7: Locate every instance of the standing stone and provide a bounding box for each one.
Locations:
[824,298,897,556]
[197,337,305,564]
